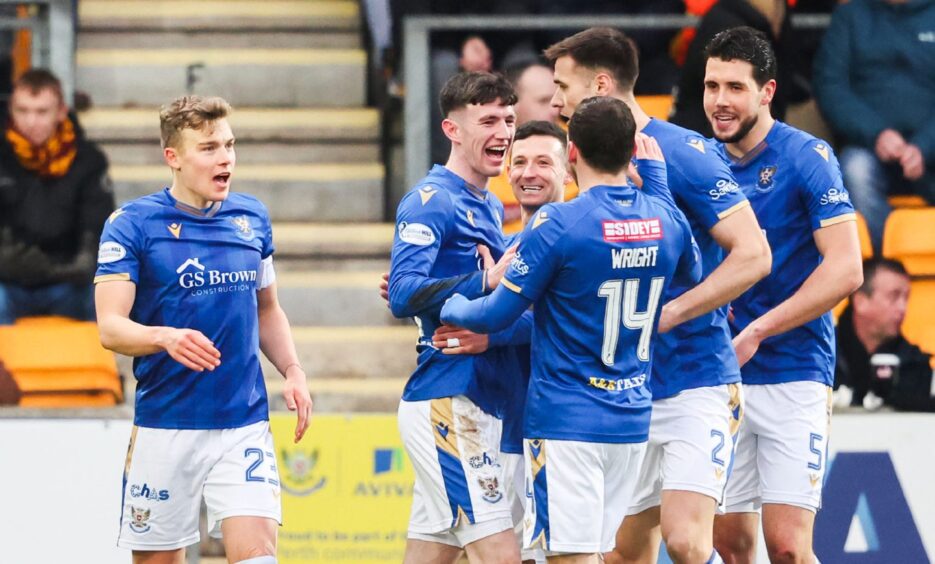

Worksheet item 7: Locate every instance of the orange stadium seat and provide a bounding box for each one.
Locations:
[902,279,935,355]
[855,213,873,260]
[882,208,935,276]
[888,194,928,209]
[0,316,122,407]
[636,95,673,121]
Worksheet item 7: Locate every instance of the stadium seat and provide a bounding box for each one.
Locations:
[636,95,673,121]
[855,213,873,260]
[882,208,935,276]
[0,316,122,407]
[903,279,935,355]
[888,194,928,209]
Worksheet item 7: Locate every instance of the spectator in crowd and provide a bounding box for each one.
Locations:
[814,0,935,254]
[0,68,113,324]
[671,0,808,136]
[835,258,935,412]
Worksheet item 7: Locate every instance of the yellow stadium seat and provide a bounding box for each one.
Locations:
[882,208,935,276]
[831,297,849,324]
[902,279,935,354]
[636,95,674,121]
[888,195,928,209]
[855,213,873,260]
[0,316,122,407]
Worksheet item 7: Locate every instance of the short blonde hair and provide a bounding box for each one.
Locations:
[159,95,232,149]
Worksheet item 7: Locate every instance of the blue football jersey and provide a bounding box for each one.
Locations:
[502,183,701,443]
[719,121,856,386]
[388,165,512,416]
[94,188,274,429]
[640,118,747,399]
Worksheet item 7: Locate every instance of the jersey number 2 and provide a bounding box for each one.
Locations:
[597,277,665,366]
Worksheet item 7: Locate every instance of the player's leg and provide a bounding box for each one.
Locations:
[659,491,716,564]
[761,504,816,564]
[755,382,831,564]
[609,507,661,564]
[203,421,282,561]
[220,515,277,562]
[502,451,541,564]
[132,549,185,564]
[464,528,526,563]
[712,513,759,564]
[403,538,462,564]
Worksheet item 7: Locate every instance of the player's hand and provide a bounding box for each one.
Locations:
[633,132,665,162]
[900,144,925,181]
[482,244,518,291]
[626,162,643,188]
[440,293,469,325]
[732,325,762,368]
[432,325,490,355]
[657,302,682,334]
[379,272,389,306]
[875,129,906,162]
[158,328,221,372]
[282,365,313,443]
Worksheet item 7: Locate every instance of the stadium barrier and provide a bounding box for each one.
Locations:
[2,411,932,563]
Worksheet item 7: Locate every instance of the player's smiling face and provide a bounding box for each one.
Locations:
[703,57,774,144]
[508,134,567,210]
[550,56,599,121]
[446,100,516,180]
[166,118,235,207]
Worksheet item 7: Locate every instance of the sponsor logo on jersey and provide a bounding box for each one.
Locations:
[397,222,435,246]
[176,257,257,295]
[820,187,850,205]
[129,483,170,501]
[127,506,152,534]
[281,448,327,496]
[757,165,777,192]
[477,475,503,503]
[468,451,500,470]
[230,215,255,241]
[97,241,126,264]
[108,208,126,224]
[709,179,741,201]
[588,375,646,392]
[510,253,529,276]
[602,218,663,242]
[611,246,658,268]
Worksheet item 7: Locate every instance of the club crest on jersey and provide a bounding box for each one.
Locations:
[230,215,255,241]
[281,448,327,496]
[128,506,152,533]
[602,218,663,242]
[757,165,777,192]
[477,475,503,503]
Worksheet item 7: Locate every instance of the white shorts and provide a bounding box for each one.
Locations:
[723,381,832,513]
[502,452,545,563]
[628,383,744,514]
[525,438,646,555]
[398,396,513,546]
[118,420,281,551]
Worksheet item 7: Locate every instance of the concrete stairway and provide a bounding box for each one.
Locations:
[78,1,412,413]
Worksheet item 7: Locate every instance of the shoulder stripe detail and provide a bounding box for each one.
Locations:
[819,213,857,228]
[501,278,522,294]
[94,273,131,283]
[716,200,751,220]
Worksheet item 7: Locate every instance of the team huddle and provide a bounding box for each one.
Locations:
[90,21,861,564]
[388,26,863,564]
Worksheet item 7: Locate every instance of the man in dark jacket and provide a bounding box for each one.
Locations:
[835,258,935,411]
[671,0,808,136]
[814,0,935,253]
[0,68,114,324]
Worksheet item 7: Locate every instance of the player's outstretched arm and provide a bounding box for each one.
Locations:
[431,309,533,355]
[258,282,313,443]
[659,205,771,333]
[440,285,532,335]
[96,280,221,371]
[733,220,863,366]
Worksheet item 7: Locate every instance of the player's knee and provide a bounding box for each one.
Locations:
[713,526,755,559]
[765,537,812,564]
[665,530,712,564]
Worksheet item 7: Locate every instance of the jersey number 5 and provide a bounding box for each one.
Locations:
[597,277,665,366]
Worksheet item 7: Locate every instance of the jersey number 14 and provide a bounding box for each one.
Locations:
[598,277,665,366]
